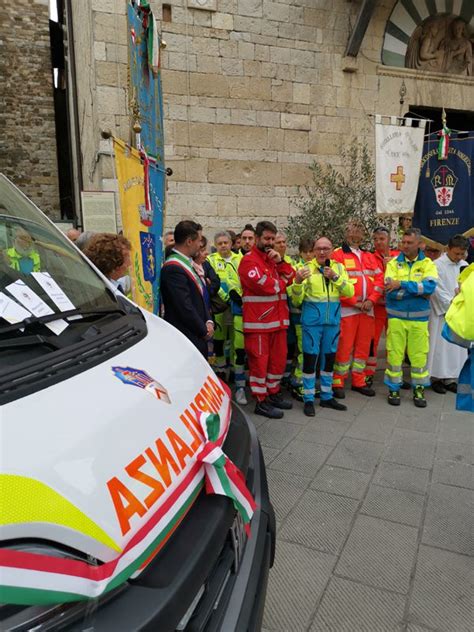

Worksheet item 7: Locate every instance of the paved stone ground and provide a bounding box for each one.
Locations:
[245,370,473,632]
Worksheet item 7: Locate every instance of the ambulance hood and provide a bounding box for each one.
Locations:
[0,311,230,562]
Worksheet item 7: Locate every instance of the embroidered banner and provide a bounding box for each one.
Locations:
[375,116,426,215]
[128,1,165,307]
[413,131,474,247]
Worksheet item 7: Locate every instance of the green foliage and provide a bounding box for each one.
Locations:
[288,140,393,249]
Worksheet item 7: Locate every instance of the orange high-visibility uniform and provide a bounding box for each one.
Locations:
[366,249,400,377]
[332,245,384,388]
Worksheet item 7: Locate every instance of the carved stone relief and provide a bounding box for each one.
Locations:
[405,15,472,76]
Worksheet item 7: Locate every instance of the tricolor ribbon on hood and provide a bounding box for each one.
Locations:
[196,412,256,534]
[0,404,256,605]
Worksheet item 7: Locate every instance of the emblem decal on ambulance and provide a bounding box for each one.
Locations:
[112,366,171,403]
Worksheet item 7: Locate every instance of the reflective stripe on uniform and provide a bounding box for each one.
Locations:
[250,385,267,394]
[386,308,431,318]
[267,373,283,379]
[320,385,332,393]
[417,283,424,294]
[411,366,427,374]
[243,295,280,303]
[303,297,340,303]
[386,364,402,372]
[244,321,281,330]
[257,275,267,285]
[249,375,266,384]
[266,381,279,389]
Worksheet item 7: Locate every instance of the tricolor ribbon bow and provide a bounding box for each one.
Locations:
[437,124,451,160]
[196,412,256,535]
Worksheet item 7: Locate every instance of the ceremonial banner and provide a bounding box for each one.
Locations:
[114,139,156,313]
[128,1,166,308]
[375,116,426,215]
[413,131,474,247]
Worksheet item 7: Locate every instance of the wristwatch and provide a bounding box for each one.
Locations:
[332,274,339,282]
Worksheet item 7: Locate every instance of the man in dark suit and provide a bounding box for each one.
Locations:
[161,221,214,358]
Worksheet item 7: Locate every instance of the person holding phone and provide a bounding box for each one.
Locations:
[290,237,354,417]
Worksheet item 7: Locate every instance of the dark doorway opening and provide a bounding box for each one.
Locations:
[49,0,75,221]
[406,106,474,133]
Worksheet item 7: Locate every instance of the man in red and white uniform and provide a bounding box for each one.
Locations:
[239,221,295,418]
[332,221,384,398]
[365,226,400,386]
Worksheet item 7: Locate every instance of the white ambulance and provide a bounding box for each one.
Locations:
[0,174,275,631]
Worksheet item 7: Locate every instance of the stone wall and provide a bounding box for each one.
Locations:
[0,0,60,217]
[74,0,474,237]
[159,0,392,236]
[73,0,129,195]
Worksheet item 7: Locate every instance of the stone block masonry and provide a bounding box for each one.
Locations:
[74,0,474,239]
[158,0,389,237]
[0,0,60,218]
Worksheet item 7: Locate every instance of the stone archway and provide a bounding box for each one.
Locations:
[381,0,473,75]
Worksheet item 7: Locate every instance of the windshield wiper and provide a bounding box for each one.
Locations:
[0,333,63,351]
[0,307,126,335]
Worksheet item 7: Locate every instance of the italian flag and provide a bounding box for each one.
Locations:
[437,124,451,160]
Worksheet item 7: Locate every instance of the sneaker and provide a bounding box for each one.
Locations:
[431,380,447,394]
[365,375,374,388]
[388,390,400,406]
[254,401,284,419]
[401,381,411,390]
[268,392,293,410]
[235,387,248,405]
[320,398,347,411]
[303,401,315,417]
[413,385,427,408]
[289,383,304,402]
[351,385,376,397]
[333,388,346,399]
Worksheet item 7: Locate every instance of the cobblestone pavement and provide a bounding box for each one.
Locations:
[245,371,473,632]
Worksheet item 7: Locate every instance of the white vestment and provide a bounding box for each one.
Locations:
[428,253,467,380]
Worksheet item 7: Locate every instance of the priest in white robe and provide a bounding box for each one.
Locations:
[428,235,469,394]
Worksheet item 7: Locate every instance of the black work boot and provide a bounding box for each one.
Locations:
[431,380,447,394]
[333,388,346,399]
[413,386,427,408]
[254,400,284,419]
[351,385,376,397]
[388,390,401,406]
[268,392,293,410]
[320,398,347,411]
[303,401,315,417]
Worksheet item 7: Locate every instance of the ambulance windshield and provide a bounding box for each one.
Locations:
[0,174,118,325]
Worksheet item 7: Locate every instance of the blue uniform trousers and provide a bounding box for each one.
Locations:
[302,324,340,402]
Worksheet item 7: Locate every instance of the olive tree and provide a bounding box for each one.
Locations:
[287,141,393,248]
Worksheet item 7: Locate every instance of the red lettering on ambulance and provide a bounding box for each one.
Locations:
[180,414,203,452]
[166,428,194,469]
[125,454,166,510]
[106,476,146,536]
[145,439,181,488]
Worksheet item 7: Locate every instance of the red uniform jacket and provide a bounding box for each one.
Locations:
[332,244,384,311]
[238,247,295,333]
